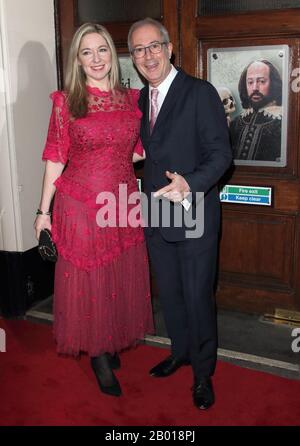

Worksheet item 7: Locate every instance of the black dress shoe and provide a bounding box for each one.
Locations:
[192,377,215,410]
[150,355,190,377]
[91,355,122,397]
[108,353,121,370]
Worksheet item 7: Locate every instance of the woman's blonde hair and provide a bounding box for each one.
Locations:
[65,23,122,118]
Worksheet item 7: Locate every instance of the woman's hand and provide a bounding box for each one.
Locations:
[132,150,146,163]
[34,215,52,241]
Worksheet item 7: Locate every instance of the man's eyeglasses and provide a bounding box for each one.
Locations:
[131,41,167,59]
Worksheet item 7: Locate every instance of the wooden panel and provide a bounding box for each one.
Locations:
[162,0,179,64]
[54,0,76,88]
[217,208,300,314]
[197,0,300,16]
[195,9,300,39]
[76,0,162,23]
[219,210,295,290]
[180,0,197,76]
[216,283,298,314]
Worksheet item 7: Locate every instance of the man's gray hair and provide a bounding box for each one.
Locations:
[128,17,170,52]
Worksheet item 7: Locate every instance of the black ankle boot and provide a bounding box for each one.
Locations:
[90,354,122,397]
[108,353,121,370]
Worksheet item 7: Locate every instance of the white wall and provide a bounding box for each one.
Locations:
[0,0,57,251]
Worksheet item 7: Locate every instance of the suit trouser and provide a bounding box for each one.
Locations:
[146,229,218,379]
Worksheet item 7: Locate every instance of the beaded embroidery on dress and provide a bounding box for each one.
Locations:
[43,87,144,271]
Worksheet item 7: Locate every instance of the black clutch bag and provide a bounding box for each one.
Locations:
[38,229,57,262]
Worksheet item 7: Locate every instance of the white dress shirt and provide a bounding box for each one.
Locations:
[149,65,178,116]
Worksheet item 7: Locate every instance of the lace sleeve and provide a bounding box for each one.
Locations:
[42,91,70,164]
[129,89,144,156]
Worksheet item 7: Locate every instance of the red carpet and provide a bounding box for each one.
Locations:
[0,318,300,426]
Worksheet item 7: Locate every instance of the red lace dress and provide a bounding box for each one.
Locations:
[42,86,154,357]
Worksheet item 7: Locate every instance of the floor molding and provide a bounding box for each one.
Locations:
[144,335,300,374]
[26,310,53,322]
[217,348,300,373]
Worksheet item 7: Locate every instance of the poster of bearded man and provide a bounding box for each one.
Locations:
[207,45,288,167]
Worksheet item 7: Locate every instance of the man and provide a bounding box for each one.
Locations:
[128,18,232,410]
[230,60,283,161]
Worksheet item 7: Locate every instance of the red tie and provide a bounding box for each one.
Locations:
[150,88,159,132]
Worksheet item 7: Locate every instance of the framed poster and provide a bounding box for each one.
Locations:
[119,55,144,90]
[207,45,289,167]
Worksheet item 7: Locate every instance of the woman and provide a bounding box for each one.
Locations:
[34,23,154,397]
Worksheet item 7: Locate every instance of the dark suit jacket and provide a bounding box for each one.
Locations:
[139,69,232,243]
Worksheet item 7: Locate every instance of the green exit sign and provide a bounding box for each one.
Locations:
[220,185,272,206]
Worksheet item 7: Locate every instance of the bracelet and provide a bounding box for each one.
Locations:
[36,208,51,216]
